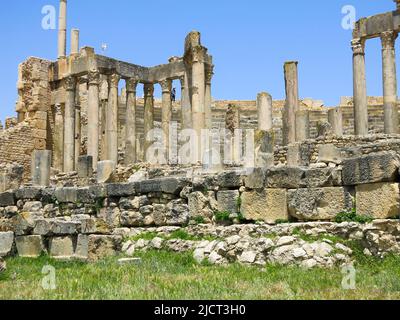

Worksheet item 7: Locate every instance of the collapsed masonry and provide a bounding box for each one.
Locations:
[2,1,400,266]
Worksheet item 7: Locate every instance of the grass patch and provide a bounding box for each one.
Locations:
[334,210,373,224]
[2,252,400,299]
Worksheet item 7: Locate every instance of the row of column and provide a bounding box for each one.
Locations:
[352,30,399,135]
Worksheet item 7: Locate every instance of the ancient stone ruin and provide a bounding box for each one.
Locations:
[2,0,400,268]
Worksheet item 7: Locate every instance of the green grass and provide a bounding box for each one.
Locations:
[2,252,400,300]
[334,210,374,224]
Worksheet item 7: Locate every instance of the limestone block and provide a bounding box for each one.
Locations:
[288,187,353,221]
[55,187,78,203]
[49,236,74,259]
[303,168,337,188]
[106,183,136,197]
[15,235,45,258]
[96,161,116,184]
[244,168,267,190]
[77,156,93,178]
[342,152,400,186]
[15,187,42,200]
[217,171,243,189]
[241,188,288,223]
[153,200,189,226]
[266,167,305,189]
[33,219,52,236]
[74,234,88,260]
[0,232,14,257]
[318,144,342,164]
[51,220,80,235]
[120,211,144,227]
[356,183,400,219]
[217,190,240,214]
[188,192,214,221]
[0,192,16,207]
[135,178,189,195]
[87,235,122,262]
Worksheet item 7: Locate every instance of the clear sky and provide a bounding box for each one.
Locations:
[0,0,397,123]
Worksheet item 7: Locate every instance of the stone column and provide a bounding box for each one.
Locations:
[160,79,172,162]
[87,71,100,168]
[205,67,214,130]
[58,0,67,58]
[381,31,399,134]
[100,78,108,161]
[32,150,52,187]
[180,73,192,129]
[74,104,81,167]
[63,76,75,172]
[125,78,138,165]
[295,110,310,141]
[352,38,368,136]
[328,108,343,137]
[106,73,120,164]
[54,104,64,171]
[257,92,273,131]
[143,83,155,160]
[191,48,206,159]
[283,61,299,145]
[71,29,79,55]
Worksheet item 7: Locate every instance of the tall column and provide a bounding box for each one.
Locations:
[352,38,368,136]
[257,92,273,131]
[381,31,399,134]
[205,67,214,130]
[71,29,79,55]
[58,0,67,58]
[328,108,343,137]
[125,78,138,165]
[106,73,120,164]
[160,79,172,162]
[295,110,310,141]
[143,83,155,161]
[63,76,76,172]
[180,73,192,129]
[283,61,299,145]
[191,48,206,150]
[54,104,64,171]
[87,71,100,168]
[74,104,81,167]
[100,78,108,161]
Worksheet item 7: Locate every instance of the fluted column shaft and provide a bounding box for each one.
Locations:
[205,67,214,130]
[125,79,138,165]
[63,76,76,172]
[106,74,120,164]
[54,104,64,171]
[161,80,172,162]
[87,71,100,168]
[144,83,155,161]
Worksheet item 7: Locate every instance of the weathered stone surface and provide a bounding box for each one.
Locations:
[266,167,305,189]
[33,219,52,235]
[0,232,14,257]
[15,187,42,200]
[356,183,400,219]
[98,207,121,228]
[153,200,189,226]
[87,235,122,262]
[318,144,342,164]
[49,236,74,259]
[217,171,243,188]
[0,192,15,207]
[15,235,45,258]
[244,168,267,189]
[188,192,214,221]
[74,234,88,260]
[96,161,115,184]
[55,188,78,203]
[342,152,400,186]
[288,187,353,221]
[303,168,336,188]
[106,183,136,197]
[241,188,288,223]
[135,178,188,195]
[217,190,239,214]
[120,211,144,227]
[51,220,80,235]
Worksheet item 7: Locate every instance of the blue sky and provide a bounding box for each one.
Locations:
[0,0,397,122]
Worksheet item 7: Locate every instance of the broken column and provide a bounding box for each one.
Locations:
[87,71,100,169]
[71,29,79,55]
[63,76,76,172]
[143,83,154,161]
[381,31,399,134]
[205,67,214,130]
[106,73,120,165]
[257,92,273,131]
[352,38,368,136]
[180,73,192,129]
[295,110,310,141]
[77,155,93,178]
[53,104,64,171]
[328,108,343,137]
[32,150,52,186]
[160,79,172,162]
[125,78,138,165]
[58,0,67,58]
[283,61,299,145]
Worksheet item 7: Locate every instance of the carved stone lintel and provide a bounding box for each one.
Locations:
[351,38,365,55]
[160,79,172,93]
[126,78,138,94]
[88,71,100,86]
[109,73,120,88]
[63,76,76,91]
[381,31,398,50]
[144,83,154,96]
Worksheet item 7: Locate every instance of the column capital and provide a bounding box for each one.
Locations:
[205,67,214,85]
[381,31,398,50]
[87,71,100,86]
[63,76,76,91]
[108,73,120,88]
[191,46,207,63]
[125,78,138,93]
[179,76,185,89]
[160,79,172,93]
[351,38,366,55]
[144,83,155,96]
[55,103,63,115]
